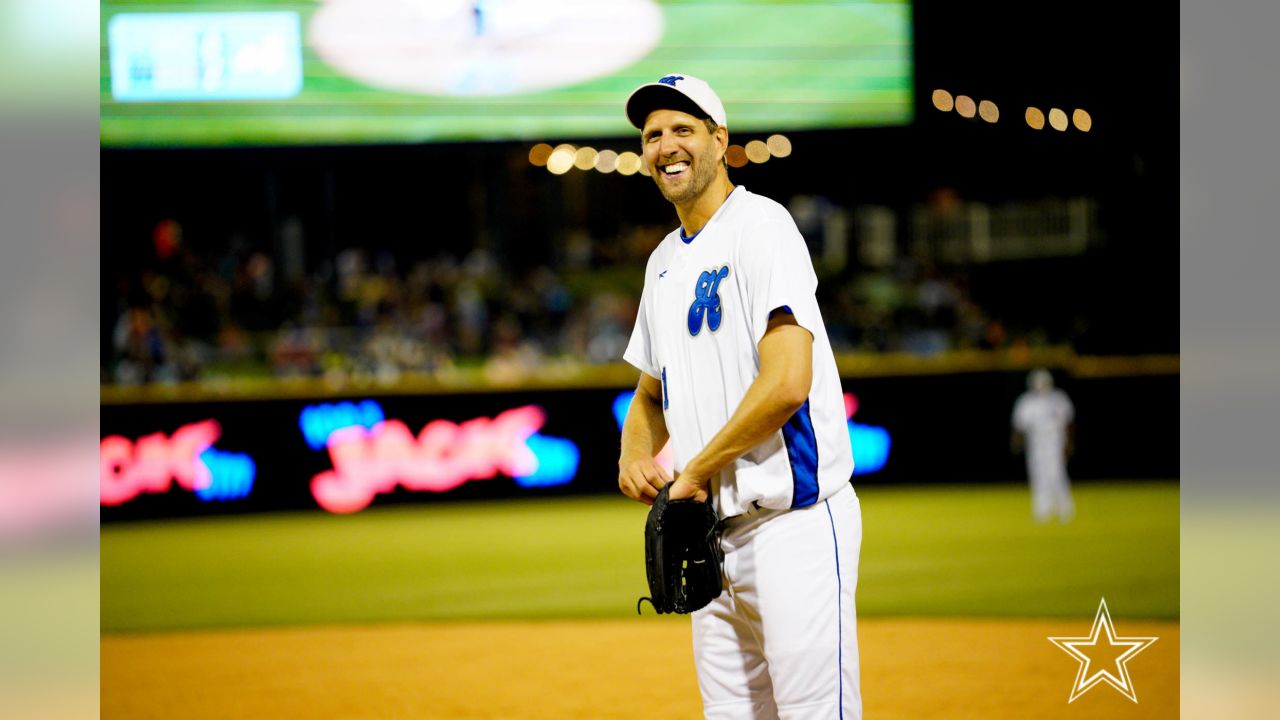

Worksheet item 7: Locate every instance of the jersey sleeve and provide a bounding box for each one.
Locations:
[1012,395,1031,431]
[623,272,660,379]
[739,218,822,345]
[1059,392,1075,424]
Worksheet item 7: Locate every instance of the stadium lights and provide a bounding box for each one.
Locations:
[1025,105,1092,133]
[546,145,575,175]
[931,89,954,112]
[745,140,770,164]
[595,149,619,173]
[1025,107,1046,130]
[1048,108,1068,131]
[1072,108,1092,132]
[938,88,1103,134]
[766,134,792,158]
[528,143,553,167]
[616,151,641,176]
[533,134,795,175]
[935,89,998,123]
[573,147,598,171]
[978,100,999,123]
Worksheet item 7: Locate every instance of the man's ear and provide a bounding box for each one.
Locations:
[715,125,729,161]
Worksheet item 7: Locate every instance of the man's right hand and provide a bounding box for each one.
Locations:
[618,456,673,506]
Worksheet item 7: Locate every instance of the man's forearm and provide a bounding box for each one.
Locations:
[682,321,813,487]
[620,385,669,466]
[682,366,805,484]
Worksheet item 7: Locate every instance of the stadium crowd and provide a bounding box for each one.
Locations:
[104,218,1040,387]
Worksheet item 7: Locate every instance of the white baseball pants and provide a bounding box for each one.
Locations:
[692,483,862,719]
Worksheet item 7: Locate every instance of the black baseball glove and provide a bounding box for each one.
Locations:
[636,485,724,615]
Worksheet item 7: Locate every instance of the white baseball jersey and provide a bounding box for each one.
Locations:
[1013,389,1075,451]
[1013,388,1075,522]
[624,186,854,518]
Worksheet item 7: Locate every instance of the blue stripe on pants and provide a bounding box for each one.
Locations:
[825,498,844,719]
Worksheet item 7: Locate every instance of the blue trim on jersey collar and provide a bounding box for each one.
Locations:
[678,186,744,244]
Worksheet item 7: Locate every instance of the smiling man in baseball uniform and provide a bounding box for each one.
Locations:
[617,73,863,720]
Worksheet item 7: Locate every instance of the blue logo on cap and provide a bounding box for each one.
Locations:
[658,75,684,86]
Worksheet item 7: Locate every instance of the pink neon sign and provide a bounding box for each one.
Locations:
[100,420,219,506]
[311,405,548,513]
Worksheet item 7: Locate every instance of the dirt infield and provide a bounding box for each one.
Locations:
[103,618,1177,719]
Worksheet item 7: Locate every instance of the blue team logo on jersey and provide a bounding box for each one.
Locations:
[658,75,684,86]
[688,265,730,336]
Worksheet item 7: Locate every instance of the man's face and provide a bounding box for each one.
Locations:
[641,109,725,206]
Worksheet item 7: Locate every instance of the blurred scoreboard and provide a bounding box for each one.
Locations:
[107,12,304,102]
[100,0,915,146]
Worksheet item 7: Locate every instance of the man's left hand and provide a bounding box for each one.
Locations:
[667,473,709,503]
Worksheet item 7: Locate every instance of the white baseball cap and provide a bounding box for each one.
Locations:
[625,73,727,129]
[1028,368,1054,390]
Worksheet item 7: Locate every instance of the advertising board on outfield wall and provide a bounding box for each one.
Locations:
[101,371,1176,522]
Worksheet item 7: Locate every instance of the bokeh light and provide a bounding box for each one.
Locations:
[1072,108,1092,132]
[766,134,792,158]
[955,95,976,119]
[1048,108,1068,131]
[546,146,575,175]
[726,145,748,168]
[978,100,999,123]
[528,143,552,167]
[1025,107,1046,130]
[932,89,954,112]
[616,151,641,176]
[595,149,618,173]
[745,140,770,164]
[573,147,597,171]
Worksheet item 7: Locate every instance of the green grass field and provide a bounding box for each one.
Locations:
[101,481,1178,633]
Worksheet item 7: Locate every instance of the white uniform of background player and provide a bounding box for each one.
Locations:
[617,74,861,720]
[1012,368,1075,522]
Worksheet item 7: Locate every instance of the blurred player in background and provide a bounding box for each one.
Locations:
[617,74,862,719]
[1011,368,1076,523]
